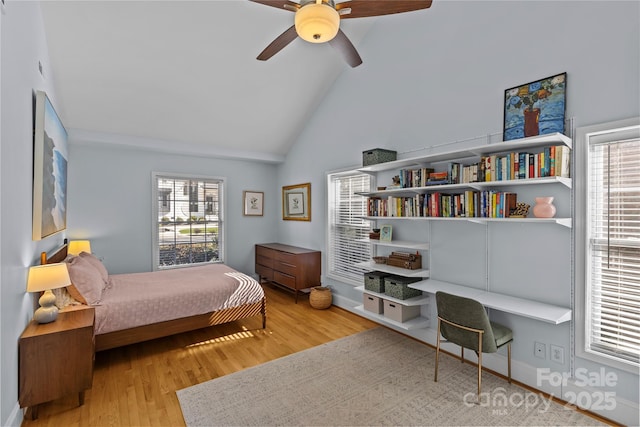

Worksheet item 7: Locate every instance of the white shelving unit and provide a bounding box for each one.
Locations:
[356,132,573,228]
[354,132,573,329]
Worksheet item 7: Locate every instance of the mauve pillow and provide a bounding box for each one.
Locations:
[65,256,104,305]
[79,251,109,284]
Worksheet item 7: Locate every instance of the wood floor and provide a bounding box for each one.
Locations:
[21,284,377,426]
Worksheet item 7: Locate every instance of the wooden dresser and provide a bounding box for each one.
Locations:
[255,243,321,302]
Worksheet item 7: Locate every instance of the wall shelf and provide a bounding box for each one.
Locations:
[356,261,429,278]
[353,305,429,331]
[356,286,430,306]
[363,215,572,228]
[357,133,572,174]
[357,239,430,250]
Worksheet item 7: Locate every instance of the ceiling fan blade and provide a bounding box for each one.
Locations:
[257,25,299,61]
[249,0,299,12]
[328,29,363,67]
[337,0,432,19]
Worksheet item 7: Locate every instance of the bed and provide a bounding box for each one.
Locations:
[42,243,266,351]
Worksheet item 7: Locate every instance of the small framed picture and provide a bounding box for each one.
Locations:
[282,182,311,221]
[380,224,393,242]
[243,191,264,216]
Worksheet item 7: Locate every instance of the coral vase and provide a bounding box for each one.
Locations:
[533,196,556,218]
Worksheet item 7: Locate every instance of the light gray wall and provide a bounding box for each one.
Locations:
[277,0,639,424]
[0,2,65,425]
[67,142,279,275]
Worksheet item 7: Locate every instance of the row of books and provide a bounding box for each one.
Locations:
[367,191,518,218]
[396,145,570,188]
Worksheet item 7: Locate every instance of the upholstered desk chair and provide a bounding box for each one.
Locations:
[434,291,513,395]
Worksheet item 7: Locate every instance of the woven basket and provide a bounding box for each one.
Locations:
[309,287,332,309]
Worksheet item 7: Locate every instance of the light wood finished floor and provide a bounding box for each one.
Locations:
[21,284,377,426]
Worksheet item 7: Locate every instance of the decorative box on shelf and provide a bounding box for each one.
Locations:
[386,251,422,270]
[364,271,391,293]
[362,148,397,166]
[383,300,421,323]
[363,294,384,314]
[384,276,423,300]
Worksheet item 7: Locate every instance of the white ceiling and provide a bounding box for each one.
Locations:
[39,0,380,162]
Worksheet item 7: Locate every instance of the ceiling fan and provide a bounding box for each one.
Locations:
[250,0,433,67]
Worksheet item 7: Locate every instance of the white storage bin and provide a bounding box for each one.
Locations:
[363,294,383,314]
[383,299,420,323]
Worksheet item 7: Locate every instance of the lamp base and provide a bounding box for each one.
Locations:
[34,289,59,323]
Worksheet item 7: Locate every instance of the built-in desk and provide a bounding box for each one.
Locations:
[410,279,572,325]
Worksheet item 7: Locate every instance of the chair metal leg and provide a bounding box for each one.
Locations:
[434,318,441,382]
[507,342,512,384]
[477,331,483,396]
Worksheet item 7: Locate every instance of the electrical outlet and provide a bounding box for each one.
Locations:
[550,344,565,364]
[534,342,546,359]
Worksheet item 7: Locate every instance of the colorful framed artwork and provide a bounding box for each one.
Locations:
[380,224,393,242]
[32,90,68,240]
[503,72,566,141]
[282,182,310,221]
[243,191,264,216]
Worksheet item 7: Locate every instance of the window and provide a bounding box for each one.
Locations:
[326,170,373,285]
[152,173,224,270]
[576,119,640,370]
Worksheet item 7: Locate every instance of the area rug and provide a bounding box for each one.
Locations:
[177,327,604,426]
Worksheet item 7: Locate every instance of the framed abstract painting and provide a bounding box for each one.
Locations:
[503,73,566,141]
[32,90,68,240]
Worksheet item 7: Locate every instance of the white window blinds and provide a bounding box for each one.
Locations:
[587,130,640,366]
[327,171,372,284]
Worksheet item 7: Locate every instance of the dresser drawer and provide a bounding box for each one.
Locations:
[256,264,273,281]
[256,246,276,259]
[256,255,273,268]
[273,271,296,289]
[275,260,297,277]
[275,250,297,265]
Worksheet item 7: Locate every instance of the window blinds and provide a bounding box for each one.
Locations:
[588,135,640,365]
[327,171,372,284]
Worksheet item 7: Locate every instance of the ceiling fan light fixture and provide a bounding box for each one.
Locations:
[295,1,340,44]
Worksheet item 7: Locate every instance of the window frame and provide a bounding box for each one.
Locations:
[326,168,374,286]
[151,172,226,271]
[575,118,640,373]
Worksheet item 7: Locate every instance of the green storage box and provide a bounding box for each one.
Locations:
[363,148,397,166]
[364,271,391,293]
[384,276,423,300]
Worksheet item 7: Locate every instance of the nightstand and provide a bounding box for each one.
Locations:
[19,307,95,420]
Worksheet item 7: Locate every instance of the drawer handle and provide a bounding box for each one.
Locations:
[389,303,396,308]
[367,296,374,301]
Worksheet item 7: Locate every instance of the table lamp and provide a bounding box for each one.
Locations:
[26,263,71,324]
[68,240,91,256]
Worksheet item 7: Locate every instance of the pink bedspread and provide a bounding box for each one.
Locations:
[94,263,264,335]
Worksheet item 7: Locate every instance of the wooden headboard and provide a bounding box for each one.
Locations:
[41,243,68,265]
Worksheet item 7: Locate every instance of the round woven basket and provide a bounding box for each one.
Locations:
[309,287,332,309]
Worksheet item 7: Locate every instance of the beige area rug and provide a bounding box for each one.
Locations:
[177,327,604,426]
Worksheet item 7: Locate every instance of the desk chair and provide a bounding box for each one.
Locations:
[434,291,513,395]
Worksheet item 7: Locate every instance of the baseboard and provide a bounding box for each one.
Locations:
[4,402,23,427]
[332,294,633,426]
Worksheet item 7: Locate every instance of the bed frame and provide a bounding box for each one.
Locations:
[43,243,267,351]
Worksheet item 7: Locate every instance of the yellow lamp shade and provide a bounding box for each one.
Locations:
[68,240,92,256]
[295,1,340,43]
[26,263,71,293]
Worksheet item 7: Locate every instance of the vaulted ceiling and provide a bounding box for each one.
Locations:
[39,1,384,162]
